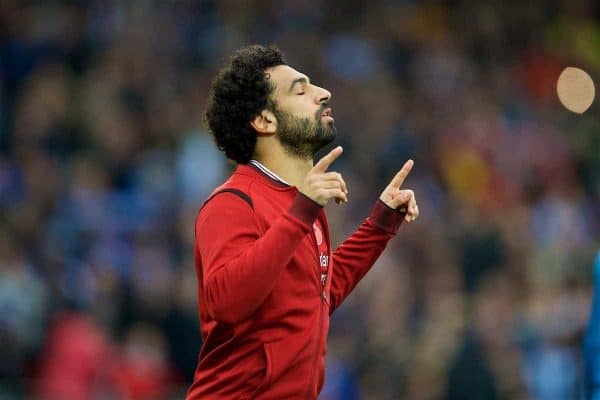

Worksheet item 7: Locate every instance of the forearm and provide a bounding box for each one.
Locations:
[199,193,321,324]
[329,200,403,313]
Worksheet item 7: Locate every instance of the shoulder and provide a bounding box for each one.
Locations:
[200,172,256,213]
[195,173,261,238]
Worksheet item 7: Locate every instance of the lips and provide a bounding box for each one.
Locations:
[321,108,332,117]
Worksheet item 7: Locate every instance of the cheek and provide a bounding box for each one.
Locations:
[281,97,314,116]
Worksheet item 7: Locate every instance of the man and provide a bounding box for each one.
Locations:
[585,250,600,399]
[187,45,419,399]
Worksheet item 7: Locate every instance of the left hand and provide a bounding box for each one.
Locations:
[379,159,419,223]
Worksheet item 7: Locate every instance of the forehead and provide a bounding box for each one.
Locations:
[266,65,308,94]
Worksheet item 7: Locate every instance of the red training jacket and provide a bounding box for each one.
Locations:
[186,163,404,399]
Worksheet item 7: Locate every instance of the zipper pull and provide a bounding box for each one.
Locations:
[322,290,328,303]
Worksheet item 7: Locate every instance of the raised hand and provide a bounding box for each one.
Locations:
[379,159,419,223]
[299,146,348,206]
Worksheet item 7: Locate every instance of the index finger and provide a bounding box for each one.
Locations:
[313,146,343,173]
[389,159,414,188]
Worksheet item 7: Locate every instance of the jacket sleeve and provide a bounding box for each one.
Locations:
[196,191,321,325]
[329,200,404,314]
[584,250,600,398]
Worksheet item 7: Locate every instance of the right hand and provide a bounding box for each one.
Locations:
[298,146,348,206]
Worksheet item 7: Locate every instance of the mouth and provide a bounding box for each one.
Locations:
[321,108,334,123]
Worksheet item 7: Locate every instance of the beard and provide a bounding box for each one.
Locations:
[272,106,336,159]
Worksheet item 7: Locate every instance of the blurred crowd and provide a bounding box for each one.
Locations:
[1,1,599,399]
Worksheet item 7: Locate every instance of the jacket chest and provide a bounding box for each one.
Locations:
[255,200,331,293]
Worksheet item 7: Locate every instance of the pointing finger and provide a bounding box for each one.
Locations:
[313,146,343,173]
[389,159,414,189]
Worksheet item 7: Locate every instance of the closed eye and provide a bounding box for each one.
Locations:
[297,92,305,95]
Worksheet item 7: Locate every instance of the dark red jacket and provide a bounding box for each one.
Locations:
[186,164,404,399]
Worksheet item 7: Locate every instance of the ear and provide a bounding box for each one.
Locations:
[250,110,277,135]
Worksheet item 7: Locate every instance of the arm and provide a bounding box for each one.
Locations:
[329,200,403,313]
[198,146,349,324]
[329,159,420,314]
[585,251,600,399]
[197,192,320,325]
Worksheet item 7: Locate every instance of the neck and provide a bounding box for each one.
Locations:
[253,140,313,187]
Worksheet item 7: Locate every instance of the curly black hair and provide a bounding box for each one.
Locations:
[205,45,286,164]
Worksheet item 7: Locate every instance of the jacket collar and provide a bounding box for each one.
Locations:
[236,163,292,190]
[248,160,290,185]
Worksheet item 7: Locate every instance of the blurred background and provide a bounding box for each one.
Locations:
[1,0,599,399]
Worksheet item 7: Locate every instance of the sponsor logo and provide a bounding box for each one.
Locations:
[320,253,329,267]
[313,223,323,245]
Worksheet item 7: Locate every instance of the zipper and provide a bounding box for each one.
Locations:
[306,217,328,399]
[306,298,324,399]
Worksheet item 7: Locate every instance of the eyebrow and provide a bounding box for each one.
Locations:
[288,76,309,93]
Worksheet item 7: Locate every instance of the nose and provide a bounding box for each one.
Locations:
[315,85,331,105]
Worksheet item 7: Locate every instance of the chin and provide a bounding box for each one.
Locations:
[313,127,336,152]
[324,124,336,140]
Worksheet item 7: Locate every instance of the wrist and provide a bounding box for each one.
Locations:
[289,192,323,225]
[368,199,404,234]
